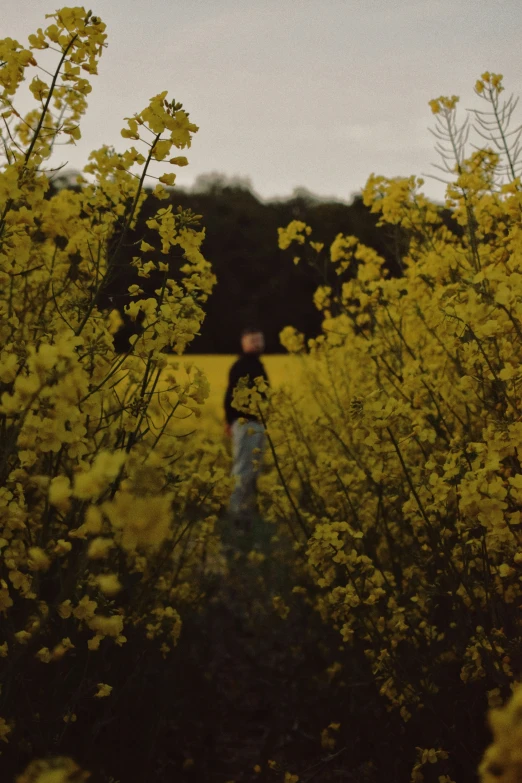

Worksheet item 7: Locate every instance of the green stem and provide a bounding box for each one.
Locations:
[24,35,78,164]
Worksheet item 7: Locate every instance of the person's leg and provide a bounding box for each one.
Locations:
[228,420,249,522]
[243,421,265,519]
[228,420,265,525]
[248,422,266,537]
[249,422,266,495]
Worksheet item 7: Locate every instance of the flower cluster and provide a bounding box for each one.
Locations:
[0,6,227,761]
[267,76,522,780]
[479,685,522,783]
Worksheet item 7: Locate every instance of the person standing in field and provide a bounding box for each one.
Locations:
[224,327,269,528]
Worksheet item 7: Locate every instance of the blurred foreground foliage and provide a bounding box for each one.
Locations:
[245,73,522,783]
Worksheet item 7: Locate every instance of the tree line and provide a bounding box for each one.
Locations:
[51,172,455,354]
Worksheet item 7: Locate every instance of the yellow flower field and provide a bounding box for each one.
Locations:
[183,353,304,427]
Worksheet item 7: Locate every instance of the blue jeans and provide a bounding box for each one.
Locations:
[228,419,266,520]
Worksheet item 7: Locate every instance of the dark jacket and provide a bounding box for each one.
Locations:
[224,353,269,425]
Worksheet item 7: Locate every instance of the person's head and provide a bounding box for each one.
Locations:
[241,327,265,355]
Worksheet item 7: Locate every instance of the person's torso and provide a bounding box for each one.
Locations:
[230,354,268,421]
[232,354,267,384]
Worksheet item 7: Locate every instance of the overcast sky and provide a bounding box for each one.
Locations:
[6,0,522,203]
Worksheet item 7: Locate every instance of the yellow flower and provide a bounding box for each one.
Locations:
[87,537,114,560]
[29,76,49,100]
[491,73,504,92]
[321,726,336,750]
[0,581,13,613]
[88,635,103,651]
[58,600,73,619]
[107,308,123,335]
[14,631,31,644]
[52,638,75,661]
[73,451,126,501]
[279,326,305,354]
[88,614,124,638]
[28,28,49,49]
[429,95,459,114]
[0,717,11,743]
[53,539,72,556]
[479,686,522,782]
[277,220,312,250]
[94,683,112,698]
[272,595,290,619]
[83,507,103,535]
[152,183,169,199]
[28,547,50,571]
[73,595,97,622]
[121,117,139,139]
[158,172,176,186]
[95,574,122,596]
[35,647,52,663]
[15,757,89,783]
[152,139,172,160]
[102,491,174,552]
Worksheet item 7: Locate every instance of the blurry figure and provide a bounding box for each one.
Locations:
[224,327,269,528]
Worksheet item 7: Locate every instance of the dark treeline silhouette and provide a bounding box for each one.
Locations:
[50,172,457,353]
